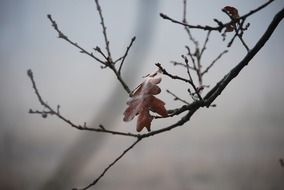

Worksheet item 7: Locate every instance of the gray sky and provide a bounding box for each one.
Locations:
[1,0,284,189]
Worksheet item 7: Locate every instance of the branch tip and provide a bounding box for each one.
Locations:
[27,69,33,77]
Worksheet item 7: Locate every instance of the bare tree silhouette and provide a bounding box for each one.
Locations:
[27,0,284,189]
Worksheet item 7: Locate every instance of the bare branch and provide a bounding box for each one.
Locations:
[94,0,112,61]
[27,69,137,138]
[155,63,192,84]
[182,55,203,100]
[160,0,275,32]
[144,5,284,139]
[28,2,282,190]
[171,61,186,67]
[200,31,211,58]
[202,50,228,76]
[47,14,105,65]
[118,36,136,75]
[160,13,221,31]
[204,7,284,107]
[185,45,197,69]
[166,89,190,105]
[222,10,250,51]
[75,138,141,190]
[141,101,203,138]
[182,0,199,47]
[47,14,131,94]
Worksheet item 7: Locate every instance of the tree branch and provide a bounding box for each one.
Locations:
[204,7,284,106]
[47,14,131,94]
[118,36,136,75]
[47,14,105,65]
[74,138,141,190]
[94,0,112,61]
[27,69,137,138]
[160,0,275,32]
[201,50,228,76]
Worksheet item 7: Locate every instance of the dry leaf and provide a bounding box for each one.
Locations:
[223,6,240,32]
[123,71,168,132]
[223,6,239,19]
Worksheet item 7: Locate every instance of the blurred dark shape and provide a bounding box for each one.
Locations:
[41,1,160,189]
[280,158,284,168]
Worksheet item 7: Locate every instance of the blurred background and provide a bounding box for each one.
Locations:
[1,0,284,189]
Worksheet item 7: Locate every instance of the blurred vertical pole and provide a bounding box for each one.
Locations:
[41,1,160,189]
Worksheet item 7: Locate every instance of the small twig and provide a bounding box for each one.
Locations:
[202,50,228,76]
[29,109,54,118]
[155,63,192,84]
[94,0,112,61]
[226,20,250,48]
[166,89,190,105]
[160,0,275,32]
[118,36,136,75]
[182,0,199,47]
[27,69,137,138]
[182,55,203,100]
[75,138,141,190]
[160,13,221,31]
[94,46,109,61]
[170,61,195,70]
[222,10,250,52]
[47,14,131,94]
[185,45,197,69]
[238,32,250,51]
[200,31,211,57]
[227,32,238,47]
[170,61,186,67]
[47,14,105,65]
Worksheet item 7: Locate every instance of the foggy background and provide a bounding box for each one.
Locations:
[1,0,284,189]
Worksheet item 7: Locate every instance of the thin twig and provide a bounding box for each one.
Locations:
[47,14,131,94]
[155,63,192,84]
[94,46,108,61]
[182,55,203,100]
[200,31,211,57]
[118,36,136,75]
[160,0,275,32]
[156,63,202,100]
[166,89,190,105]
[182,0,199,47]
[47,14,105,65]
[185,45,197,69]
[202,50,228,76]
[222,10,250,52]
[27,69,137,138]
[160,13,221,31]
[238,32,250,51]
[94,0,112,61]
[75,138,141,190]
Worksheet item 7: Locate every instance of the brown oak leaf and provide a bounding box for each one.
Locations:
[223,6,239,19]
[223,6,240,32]
[123,71,168,132]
